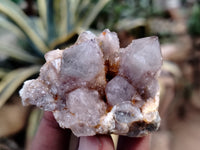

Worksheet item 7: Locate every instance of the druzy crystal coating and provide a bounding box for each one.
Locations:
[19,29,162,137]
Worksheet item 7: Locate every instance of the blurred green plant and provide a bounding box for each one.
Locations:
[0,0,110,108]
[188,1,200,36]
[92,0,157,30]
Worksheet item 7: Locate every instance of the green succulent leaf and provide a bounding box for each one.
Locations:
[81,0,111,29]
[37,0,73,44]
[0,0,49,53]
[49,0,110,48]
[49,0,78,48]
[46,0,57,43]
[0,42,42,63]
[49,30,77,49]
[66,0,81,32]
[55,0,68,36]
[30,17,47,41]
[37,0,47,30]
[78,0,90,13]
[0,68,7,78]
[0,66,41,108]
[0,15,26,39]
[46,0,79,43]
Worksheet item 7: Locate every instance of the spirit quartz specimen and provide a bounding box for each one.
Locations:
[19,29,162,137]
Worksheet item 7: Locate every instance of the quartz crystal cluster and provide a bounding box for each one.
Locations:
[19,29,162,137]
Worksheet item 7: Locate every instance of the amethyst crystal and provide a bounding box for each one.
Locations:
[19,29,162,137]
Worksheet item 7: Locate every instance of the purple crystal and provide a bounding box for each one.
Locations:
[19,29,162,137]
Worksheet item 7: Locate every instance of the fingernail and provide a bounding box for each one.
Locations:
[78,136,101,150]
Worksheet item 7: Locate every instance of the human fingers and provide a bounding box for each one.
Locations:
[78,135,115,150]
[30,111,71,150]
[117,135,150,150]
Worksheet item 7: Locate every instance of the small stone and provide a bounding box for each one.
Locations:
[19,29,162,137]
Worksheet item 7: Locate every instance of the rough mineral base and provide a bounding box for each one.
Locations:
[19,29,162,137]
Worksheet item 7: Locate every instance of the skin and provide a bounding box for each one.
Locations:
[30,112,150,150]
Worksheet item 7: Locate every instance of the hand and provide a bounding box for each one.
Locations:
[30,112,150,150]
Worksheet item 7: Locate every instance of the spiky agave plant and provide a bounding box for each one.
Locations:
[0,0,110,108]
